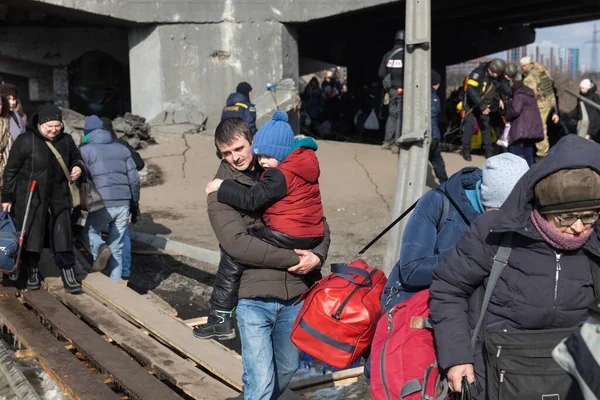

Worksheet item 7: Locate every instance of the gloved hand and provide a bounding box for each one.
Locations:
[130,202,141,224]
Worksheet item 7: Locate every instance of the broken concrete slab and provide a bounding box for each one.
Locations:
[149,110,207,127]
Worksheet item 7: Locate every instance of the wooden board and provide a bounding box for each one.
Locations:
[23,290,181,400]
[82,273,305,399]
[82,272,245,390]
[51,288,239,400]
[0,288,119,400]
[289,367,364,392]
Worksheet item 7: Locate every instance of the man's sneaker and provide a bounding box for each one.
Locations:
[193,308,236,340]
[93,244,111,272]
[27,266,41,291]
[60,267,83,294]
[381,143,392,150]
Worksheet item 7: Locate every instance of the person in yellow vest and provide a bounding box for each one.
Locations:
[221,82,257,134]
[520,57,560,160]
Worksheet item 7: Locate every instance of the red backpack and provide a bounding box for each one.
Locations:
[291,260,387,369]
[370,289,448,400]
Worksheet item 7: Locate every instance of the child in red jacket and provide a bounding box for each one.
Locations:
[195,111,324,340]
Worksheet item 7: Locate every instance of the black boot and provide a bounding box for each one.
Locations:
[193,307,235,340]
[461,147,472,162]
[27,265,41,291]
[60,267,83,294]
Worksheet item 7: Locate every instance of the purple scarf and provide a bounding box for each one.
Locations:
[530,209,593,251]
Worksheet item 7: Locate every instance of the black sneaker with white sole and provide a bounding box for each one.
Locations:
[60,267,83,294]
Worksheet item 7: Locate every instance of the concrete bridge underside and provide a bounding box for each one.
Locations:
[1,0,599,127]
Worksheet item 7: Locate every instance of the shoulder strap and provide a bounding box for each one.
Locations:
[387,47,404,61]
[435,189,471,226]
[470,232,514,351]
[45,142,72,183]
[436,190,450,232]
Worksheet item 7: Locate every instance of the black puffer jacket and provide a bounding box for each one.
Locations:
[566,84,600,142]
[430,134,600,373]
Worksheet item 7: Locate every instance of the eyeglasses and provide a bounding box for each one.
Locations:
[555,213,600,227]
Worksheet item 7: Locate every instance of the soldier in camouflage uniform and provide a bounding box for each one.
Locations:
[520,57,560,159]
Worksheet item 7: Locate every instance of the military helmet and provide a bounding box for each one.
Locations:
[489,58,506,75]
[394,30,405,42]
[505,63,519,78]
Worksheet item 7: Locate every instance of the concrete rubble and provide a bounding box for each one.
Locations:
[60,107,156,149]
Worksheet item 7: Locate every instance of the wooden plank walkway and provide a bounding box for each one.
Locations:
[23,290,181,400]
[51,288,239,400]
[0,288,120,400]
[82,272,245,390]
[82,273,306,399]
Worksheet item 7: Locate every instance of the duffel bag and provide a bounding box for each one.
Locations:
[291,260,386,369]
[0,212,19,274]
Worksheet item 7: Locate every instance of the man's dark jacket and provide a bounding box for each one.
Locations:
[221,93,257,134]
[430,135,600,378]
[208,160,331,300]
[378,42,404,89]
[465,62,497,112]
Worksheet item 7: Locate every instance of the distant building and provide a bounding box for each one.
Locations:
[568,48,580,79]
[505,43,581,77]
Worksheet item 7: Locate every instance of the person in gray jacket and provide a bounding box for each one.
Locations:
[80,115,140,281]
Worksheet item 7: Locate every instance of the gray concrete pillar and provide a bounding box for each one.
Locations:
[53,66,69,108]
[128,21,299,129]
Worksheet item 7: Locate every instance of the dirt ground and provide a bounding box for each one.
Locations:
[134,125,485,272]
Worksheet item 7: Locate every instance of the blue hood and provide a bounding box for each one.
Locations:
[226,92,251,106]
[85,129,114,145]
[437,166,483,224]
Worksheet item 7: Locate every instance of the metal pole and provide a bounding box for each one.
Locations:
[565,88,600,112]
[382,0,431,275]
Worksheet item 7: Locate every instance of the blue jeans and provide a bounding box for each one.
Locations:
[237,297,302,400]
[122,228,131,278]
[85,205,130,281]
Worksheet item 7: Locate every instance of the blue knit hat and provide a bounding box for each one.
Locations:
[251,111,294,162]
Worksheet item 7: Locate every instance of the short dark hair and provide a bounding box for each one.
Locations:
[214,117,253,148]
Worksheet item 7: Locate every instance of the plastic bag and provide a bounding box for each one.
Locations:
[364,110,380,131]
[496,123,511,148]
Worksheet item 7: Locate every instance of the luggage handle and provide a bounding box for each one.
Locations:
[331,263,373,286]
[0,212,16,233]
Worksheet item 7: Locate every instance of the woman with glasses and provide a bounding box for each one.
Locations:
[1,103,85,293]
[428,134,600,398]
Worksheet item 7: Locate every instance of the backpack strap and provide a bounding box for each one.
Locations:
[435,190,450,232]
[436,189,471,226]
[470,232,514,351]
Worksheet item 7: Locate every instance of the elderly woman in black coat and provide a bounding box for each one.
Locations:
[1,103,85,293]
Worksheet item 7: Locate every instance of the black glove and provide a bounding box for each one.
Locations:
[130,201,141,224]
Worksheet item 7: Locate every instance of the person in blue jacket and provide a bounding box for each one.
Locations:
[381,153,530,311]
[430,70,448,183]
[221,82,257,134]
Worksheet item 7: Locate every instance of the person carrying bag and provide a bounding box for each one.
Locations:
[429,135,600,399]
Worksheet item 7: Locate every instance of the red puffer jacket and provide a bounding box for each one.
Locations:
[217,137,324,238]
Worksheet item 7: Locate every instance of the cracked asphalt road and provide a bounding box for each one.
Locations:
[134,126,485,272]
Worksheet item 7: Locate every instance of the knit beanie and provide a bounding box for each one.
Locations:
[37,103,62,125]
[250,111,294,162]
[236,82,253,98]
[0,83,18,98]
[580,79,593,90]
[431,70,441,87]
[480,153,530,208]
[535,168,600,213]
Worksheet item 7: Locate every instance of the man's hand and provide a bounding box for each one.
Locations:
[71,166,82,181]
[551,113,560,124]
[287,249,320,275]
[499,99,504,110]
[482,107,491,116]
[447,363,475,393]
[205,179,223,197]
[2,203,11,212]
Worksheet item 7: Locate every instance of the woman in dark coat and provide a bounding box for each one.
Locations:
[430,135,600,398]
[566,79,600,142]
[506,74,544,166]
[1,103,85,293]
